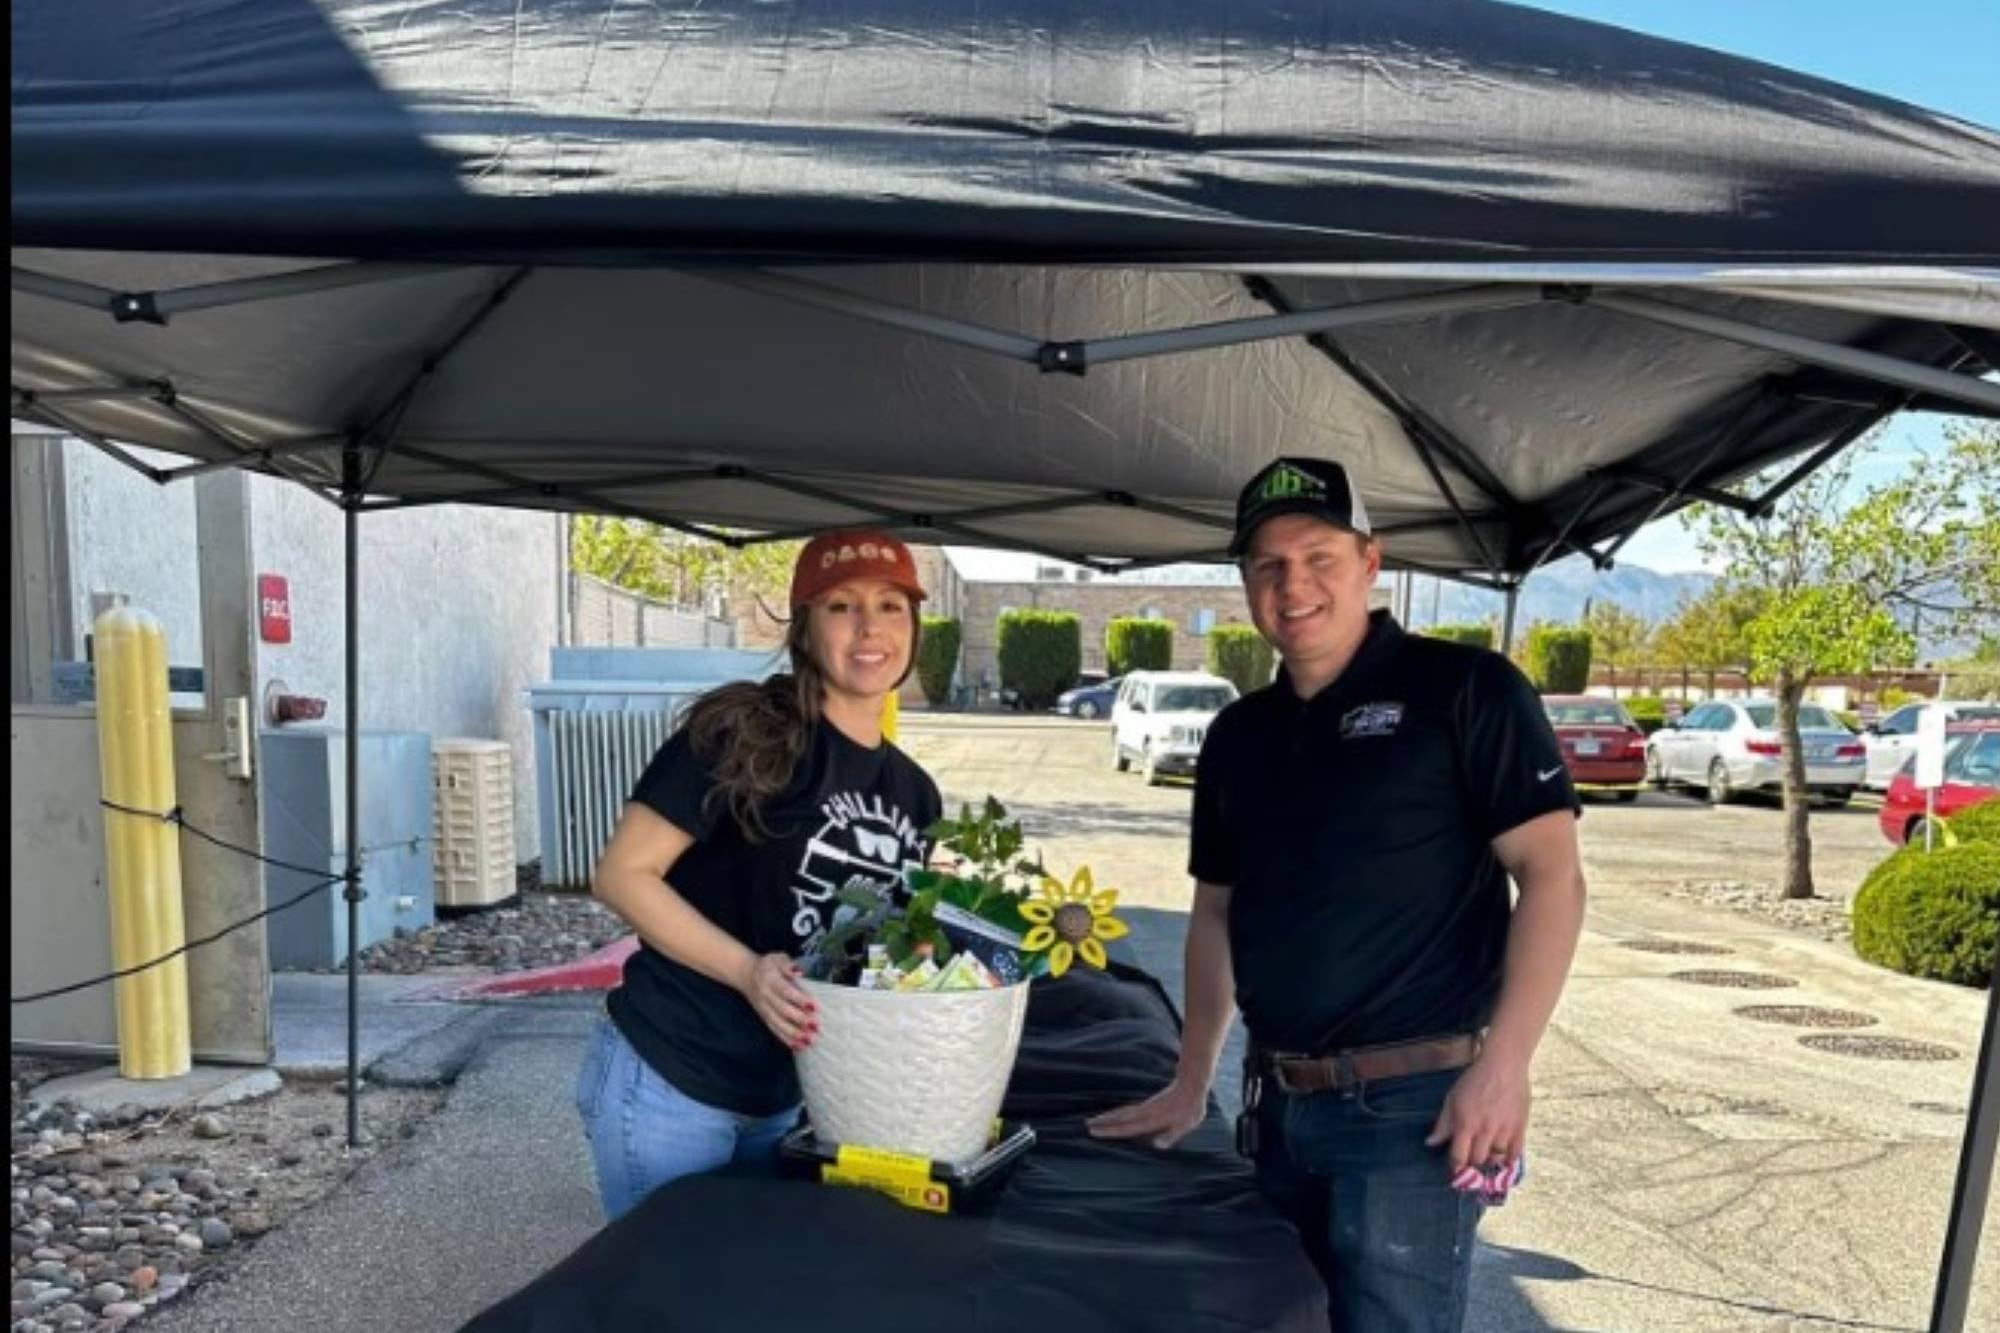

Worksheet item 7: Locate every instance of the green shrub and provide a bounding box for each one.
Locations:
[1851,842,2000,987]
[915,616,961,706]
[1106,617,1174,677]
[1205,625,1275,695]
[1832,709,1863,733]
[1523,627,1593,694]
[1945,798,2000,847]
[1426,623,1494,650]
[1881,687,1925,710]
[1624,696,1668,734]
[997,610,1082,710]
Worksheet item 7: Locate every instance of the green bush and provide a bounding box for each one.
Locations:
[915,616,961,706]
[1945,798,2000,846]
[997,610,1082,710]
[1205,625,1275,695]
[1106,617,1174,677]
[1624,696,1668,734]
[1851,842,2000,987]
[1426,623,1494,650]
[1881,687,1925,710]
[1832,709,1863,733]
[1523,627,1593,694]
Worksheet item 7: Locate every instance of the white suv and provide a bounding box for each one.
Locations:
[1860,700,2000,790]
[1110,671,1239,786]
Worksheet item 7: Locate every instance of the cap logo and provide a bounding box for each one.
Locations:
[1257,463,1327,504]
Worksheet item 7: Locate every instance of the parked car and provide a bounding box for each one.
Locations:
[1110,671,1238,785]
[1877,722,2000,846]
[1540,695,1646,800]
[1860,700,2000,790]
[1054,672,1121,720]
[1644,698,1865,805]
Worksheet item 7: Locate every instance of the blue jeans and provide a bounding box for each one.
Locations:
[1252,1068,1484,1333]
[574,1017,800,1222]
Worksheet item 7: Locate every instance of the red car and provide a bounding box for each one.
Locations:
[1541,695,1648,801]
[1878,722,2000,846]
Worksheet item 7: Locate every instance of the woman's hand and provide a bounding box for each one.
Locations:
[738,952,820,1050]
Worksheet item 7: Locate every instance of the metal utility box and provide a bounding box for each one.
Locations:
[432,739,515,908]
[259,728,435,970]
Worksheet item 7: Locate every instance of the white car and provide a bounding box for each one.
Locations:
[1110,671,1239,786]
[1860,700,2000,790]
[1644,698,1865,805]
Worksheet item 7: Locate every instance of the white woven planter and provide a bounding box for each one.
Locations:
[795,977,1031,1164]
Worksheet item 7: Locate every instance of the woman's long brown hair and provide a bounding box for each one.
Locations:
[680,603,920,842]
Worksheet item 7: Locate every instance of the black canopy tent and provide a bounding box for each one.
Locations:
[11,0,1999,1326]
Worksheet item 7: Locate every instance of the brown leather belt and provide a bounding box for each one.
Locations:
[1260,1031,1483,1095]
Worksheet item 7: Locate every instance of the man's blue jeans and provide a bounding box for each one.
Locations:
[1251,1067,1484,1332]
[574,1017,799,1222]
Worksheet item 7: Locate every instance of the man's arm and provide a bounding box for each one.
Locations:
[1425,809,1586,1175]
[1086,880,1235,1148]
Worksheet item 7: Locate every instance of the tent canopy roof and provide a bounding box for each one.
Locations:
[12,0,2000,579]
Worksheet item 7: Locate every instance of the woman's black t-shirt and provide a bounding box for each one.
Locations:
[605,717,943,1116]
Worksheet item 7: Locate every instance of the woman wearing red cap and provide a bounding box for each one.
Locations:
[578,531,942,1220]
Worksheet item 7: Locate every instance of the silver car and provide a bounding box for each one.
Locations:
[1645,699,1865,805]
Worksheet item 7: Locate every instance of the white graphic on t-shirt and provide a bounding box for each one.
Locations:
[791,792,929,943]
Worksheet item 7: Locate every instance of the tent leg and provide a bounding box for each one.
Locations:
[341,448,364,1149]
[1931,972,1999,1332]
[1501,585,1520,655]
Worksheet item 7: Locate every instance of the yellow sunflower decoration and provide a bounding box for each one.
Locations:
[1019,866,1129,977]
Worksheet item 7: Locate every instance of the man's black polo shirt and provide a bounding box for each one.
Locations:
[1189,611,1578,1054]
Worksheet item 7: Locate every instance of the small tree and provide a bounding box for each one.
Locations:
[1523,627,1593,693]
[1654,585,1760,701]
[997,610,1082,710]
[1206,625,1275,694]
[1106,617,1174,676]
[1583,603,1651,699]
[915,616,961,706]
[1426,623,1495,650]
[570,516,800,610]
[1690,420,1999,899]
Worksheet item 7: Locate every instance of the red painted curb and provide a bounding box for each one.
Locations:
[444,935,637,999]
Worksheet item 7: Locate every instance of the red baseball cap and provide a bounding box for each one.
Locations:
[789,530,927,609]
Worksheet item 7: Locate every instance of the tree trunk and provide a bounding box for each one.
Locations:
[1776,669,1815,900]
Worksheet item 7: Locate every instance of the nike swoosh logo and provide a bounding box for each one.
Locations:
[1538,766,1564,782]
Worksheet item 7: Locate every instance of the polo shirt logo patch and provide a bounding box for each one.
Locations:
[1340,702,1404,739]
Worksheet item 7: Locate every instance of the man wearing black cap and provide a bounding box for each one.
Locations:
[1091,457,1586,1332]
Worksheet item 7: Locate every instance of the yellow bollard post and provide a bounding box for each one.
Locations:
[93,605,192,1079]
[880,688,899,744]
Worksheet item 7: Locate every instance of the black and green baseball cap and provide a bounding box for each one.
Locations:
[1228,456,1372,557]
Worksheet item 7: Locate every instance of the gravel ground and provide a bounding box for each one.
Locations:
[9,1061,440,1333]
[352,864,627,976]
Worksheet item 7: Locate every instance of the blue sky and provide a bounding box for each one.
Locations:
[1525,1,1993,572]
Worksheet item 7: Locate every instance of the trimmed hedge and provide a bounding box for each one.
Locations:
[1945,797,2000,846]
[1206,625,1275,695]
[1624,695,1668,734]
[1426,623,1494,650]
[1106,617,1174,677]
[916,616,961,706]
[1523,627,1593,694]
[997,610,1082,711]
[1851,842,2000,987]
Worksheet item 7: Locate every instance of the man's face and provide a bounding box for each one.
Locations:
[1242,514,1381,666]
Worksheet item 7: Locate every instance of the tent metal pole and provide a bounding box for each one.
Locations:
[155,395,343,504]
[154,435,349,484]
[10,266,118,312]
[341,446,365,1151]
[1931,970,1998,1332]
[1747,416,1887,515]
[11,405,166,484]
[1077,286,1536,367]
[11,384,159,406]
[715,272,1043,362]
[1500,585,1521,655]
[1587,292,2000,415]
[143,263,467,319]
[356,466,721,513]
[1598,398,1768,566]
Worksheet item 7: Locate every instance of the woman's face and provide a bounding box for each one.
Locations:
[808,577,915,703]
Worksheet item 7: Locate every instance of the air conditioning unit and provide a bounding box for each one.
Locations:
[432,739,516,908]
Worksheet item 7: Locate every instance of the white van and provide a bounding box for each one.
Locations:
[1110,671,1239,785]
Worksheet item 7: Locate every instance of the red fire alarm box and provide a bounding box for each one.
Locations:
[258,574,292,644]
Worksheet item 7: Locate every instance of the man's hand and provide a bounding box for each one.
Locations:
[1086,1078,1208,1150]
[1425,1052,1530,1176]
